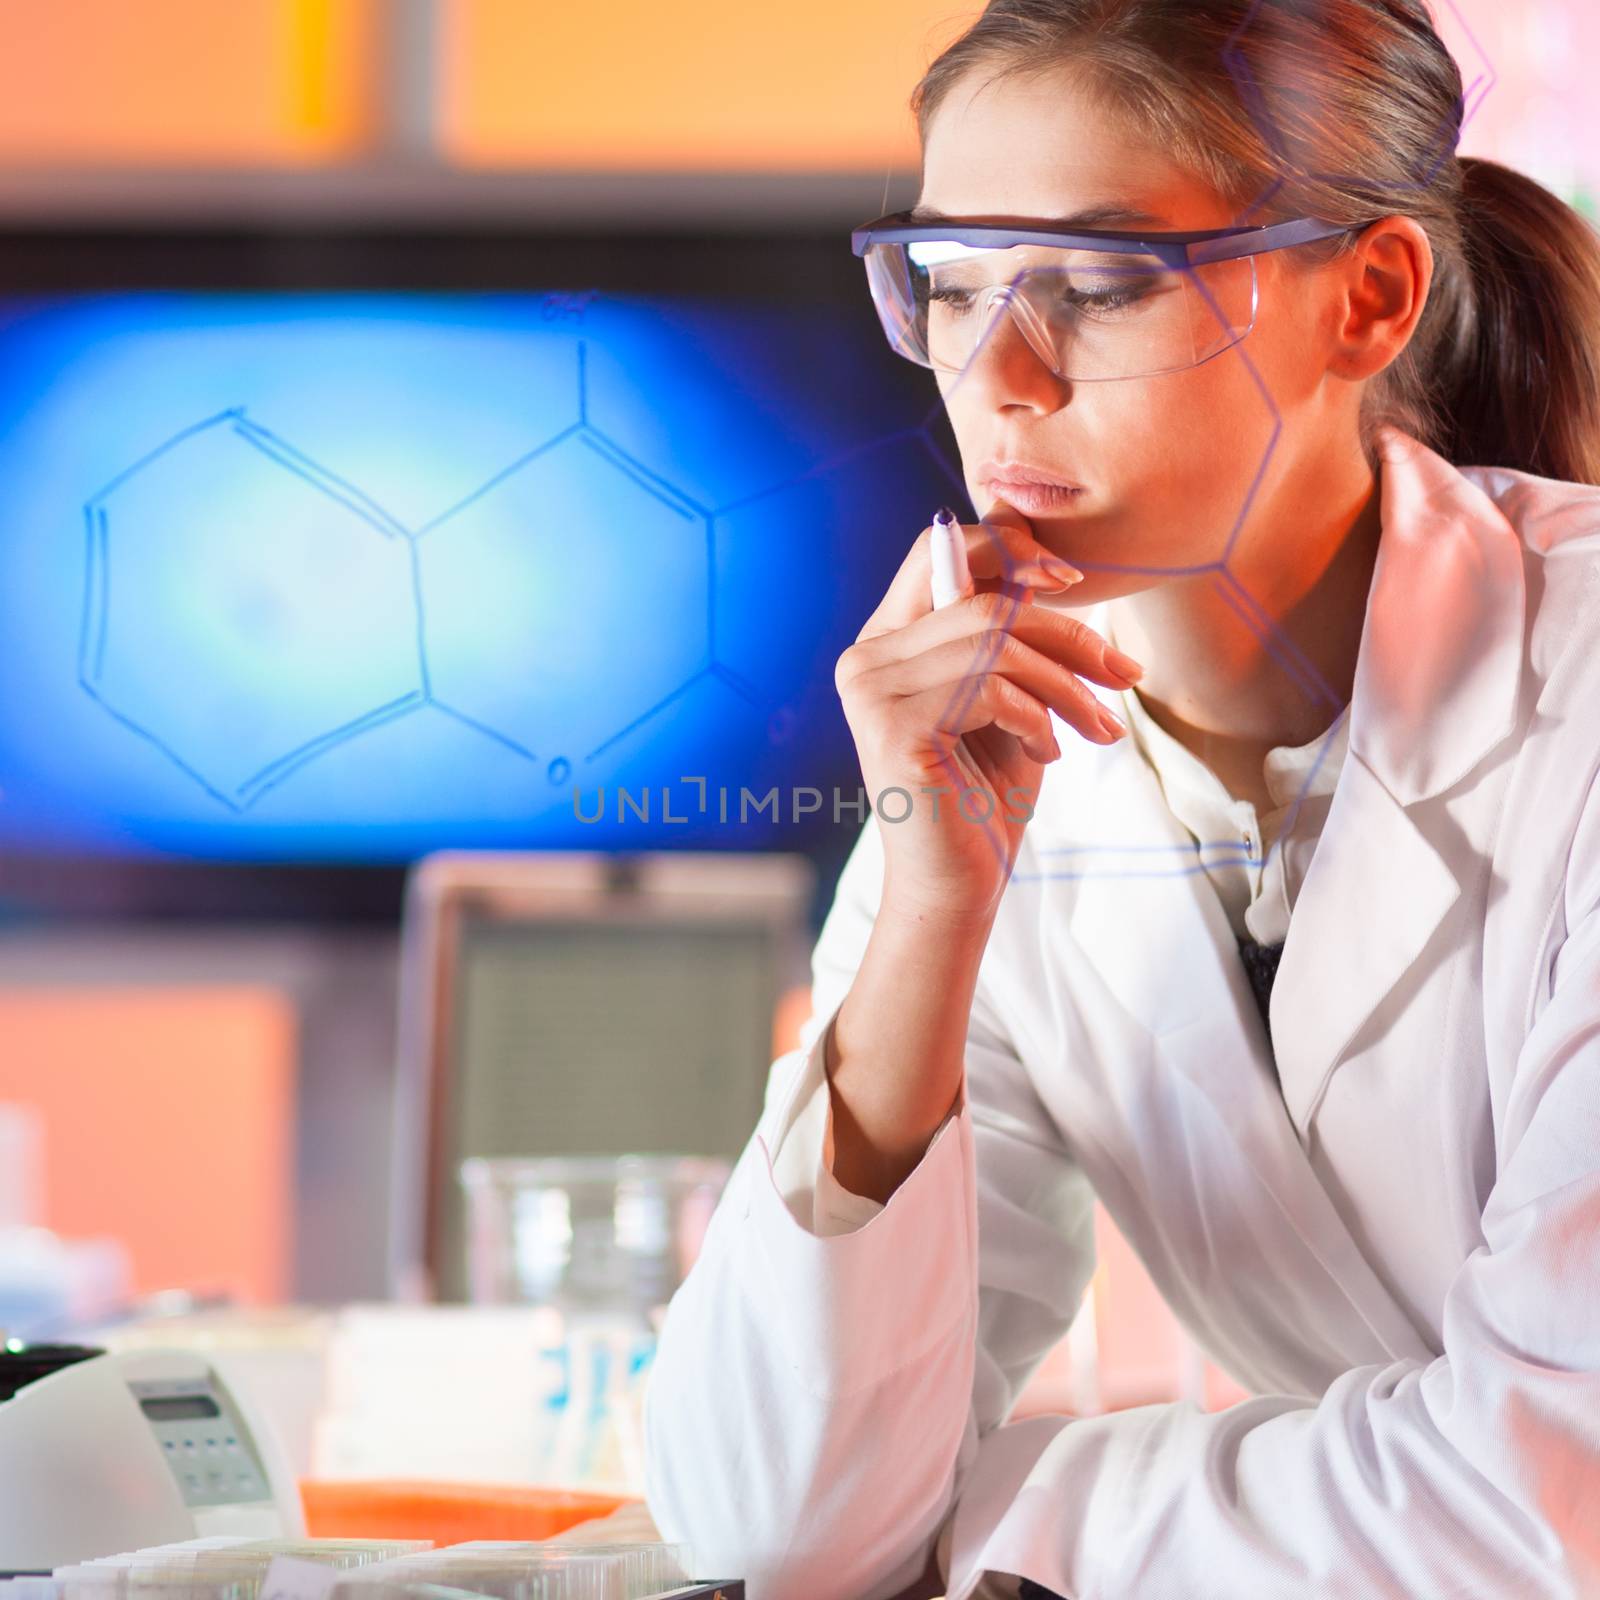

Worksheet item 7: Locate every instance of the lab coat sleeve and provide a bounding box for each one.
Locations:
[939,768,1600,1600]
[765,1054,895,1236]
[641,811,1099,1600]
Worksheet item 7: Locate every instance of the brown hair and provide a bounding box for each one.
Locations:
[908,0,1600,485]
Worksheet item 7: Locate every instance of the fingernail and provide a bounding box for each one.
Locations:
[1042,556,1084,584]
[1097,706,1126,739]
[1104,646,1144,682]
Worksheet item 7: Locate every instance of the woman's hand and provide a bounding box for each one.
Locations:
[833,499,1142,924]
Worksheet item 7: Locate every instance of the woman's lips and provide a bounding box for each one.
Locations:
[984,478,1086,515]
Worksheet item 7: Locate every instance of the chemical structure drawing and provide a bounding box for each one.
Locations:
[79,407,424,813]
[77,337,966,815]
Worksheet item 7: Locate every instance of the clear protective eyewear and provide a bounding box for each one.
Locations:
[850,210,1363,382]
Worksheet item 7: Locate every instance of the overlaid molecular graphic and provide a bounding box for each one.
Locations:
[928,0,1496,892]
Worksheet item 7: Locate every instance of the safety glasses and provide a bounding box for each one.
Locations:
[850,210,1361,382]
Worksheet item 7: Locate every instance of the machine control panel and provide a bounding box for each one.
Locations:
[128,1377,274,1509]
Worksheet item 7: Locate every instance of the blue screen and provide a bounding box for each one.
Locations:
[0,291,965,860]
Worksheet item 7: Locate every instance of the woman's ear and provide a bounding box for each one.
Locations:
[1330,214,1434,381]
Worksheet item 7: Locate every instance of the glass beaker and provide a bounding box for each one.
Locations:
[458,1154,730,1493]
[458,1156,728,1319]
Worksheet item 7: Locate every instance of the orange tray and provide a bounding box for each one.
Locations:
[300,1479,636,1545]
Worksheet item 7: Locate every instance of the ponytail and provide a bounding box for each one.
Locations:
[1432,155,1600,485]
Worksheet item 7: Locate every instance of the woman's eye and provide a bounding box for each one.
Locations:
[925,275,1166,319]
[1062,278,1160,315]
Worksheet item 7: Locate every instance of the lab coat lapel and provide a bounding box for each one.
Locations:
[1267,750,1460,1131]
[1060,428,1524,1140]
[1052,723,1436,1363]
[1269,428,1526,1131]
[1041,428,1524,1367]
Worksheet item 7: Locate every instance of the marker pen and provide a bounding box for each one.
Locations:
[929,506,970,609]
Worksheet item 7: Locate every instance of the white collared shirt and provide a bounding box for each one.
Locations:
[1111,678,1352,947]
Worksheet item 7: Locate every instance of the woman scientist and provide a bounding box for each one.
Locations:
[643,1,1600,1595]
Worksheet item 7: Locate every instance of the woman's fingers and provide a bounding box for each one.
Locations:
[850,583,1140,690]
[857,499,1084,642]
[833,500,1112,920]
[851,623,1127,749]
[900,674,1061,768]
[964,498,1083,588]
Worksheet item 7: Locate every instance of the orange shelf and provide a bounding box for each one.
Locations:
[300,1479,634,1545]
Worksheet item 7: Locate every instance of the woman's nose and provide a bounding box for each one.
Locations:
[948,295,1072,412]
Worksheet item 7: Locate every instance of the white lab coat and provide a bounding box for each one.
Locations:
[641,425,1600,1599]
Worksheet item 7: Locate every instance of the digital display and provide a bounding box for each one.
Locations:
[0,290,953,860]
[139,1393,221,1423]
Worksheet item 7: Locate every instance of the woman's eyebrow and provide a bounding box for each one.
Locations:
[905,202,1171,227]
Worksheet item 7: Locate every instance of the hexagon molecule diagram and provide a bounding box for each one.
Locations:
[79,408,424,811]
[416,424,709,771]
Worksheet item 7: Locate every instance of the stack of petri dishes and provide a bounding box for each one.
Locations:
[356,1540,696,1600]
[2,1536,720,1600]
[6,1539,448,1600]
